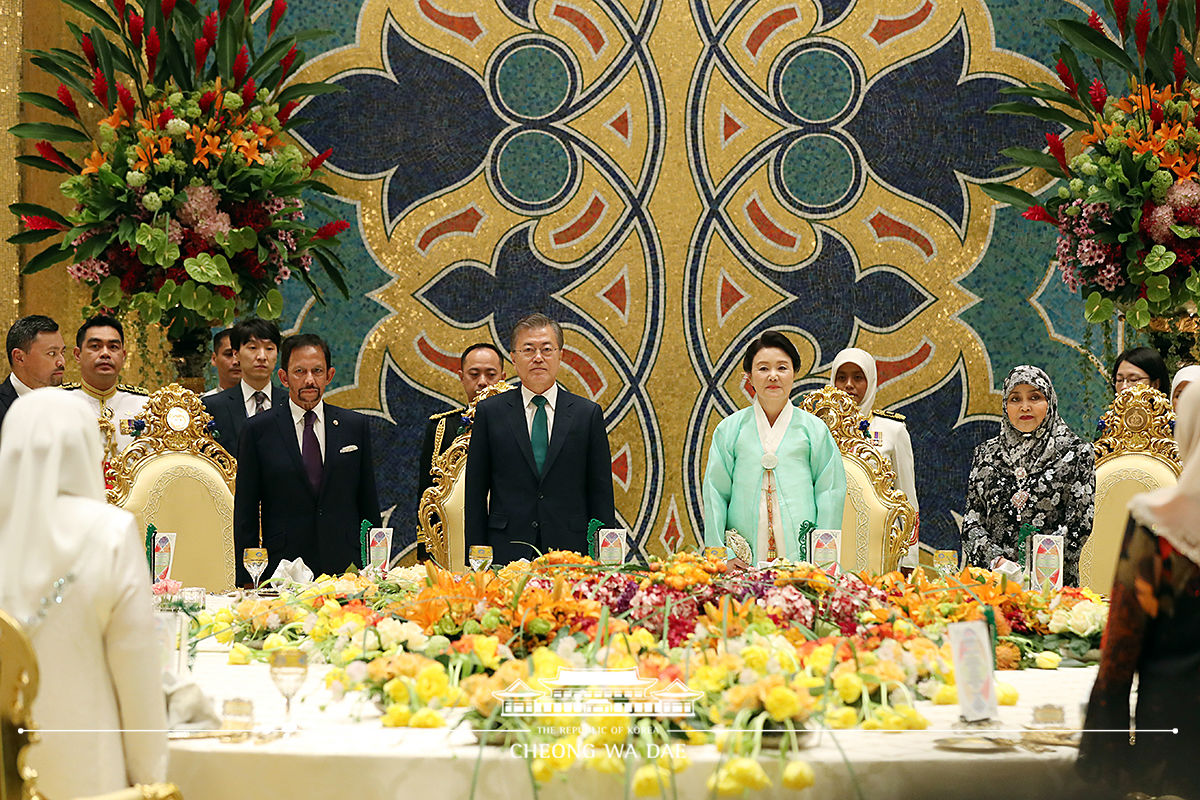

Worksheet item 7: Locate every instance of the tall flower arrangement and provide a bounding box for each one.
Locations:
[985,0,1200,330]
[9,0,349,353]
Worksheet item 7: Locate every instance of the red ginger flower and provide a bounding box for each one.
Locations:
[313,220,350,240]
[1046,132,1069,174]
[194,38,210,73]
[307,148,331,171]
[56,85,78,116]
[1116,0,1130,38]
[1089,78,1107,112]
[1055,58,1078,98]
[1151,101,1164,126]
[278,44,298,86]
[219,0,232,17]
[21,214,66,231]
[269,0,287,37]
[128,10,143,49]
[241,76,256,107]
[244,0,252,14]
[92,68,108,106]
[1136,3,1150,59]
[233,45,249,87]
[1175,47,1187,90]
[35,141,74,172]
[1022,205,1057,224]
[203,12,218,50]
[114,0,126,23]
[146,28,160,81]
[162,0,175,19]
[199,89,216,113]
[1088,10,1105,32]
[117,84,134,118]
[277,100,297,124]
[81,34,96,70]
[158,107,174,126]
[1158,0,1169,21]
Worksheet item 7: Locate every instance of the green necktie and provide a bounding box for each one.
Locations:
[531,395,548,474]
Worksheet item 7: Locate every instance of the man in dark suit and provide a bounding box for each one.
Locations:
[202,318,288,458]
[465,313,614,565]
[1,315,66,434]
[234,333,381,581]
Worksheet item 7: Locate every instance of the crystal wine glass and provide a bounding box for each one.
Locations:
[243,548,268,594]
[269,648,308,732]
[468,545,493,572]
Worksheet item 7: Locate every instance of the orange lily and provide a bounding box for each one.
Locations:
[230,129,263,165]
[131,138,159,173]
[1170,150,1199,180]
[81,149,106,175]
[189,124,223,168]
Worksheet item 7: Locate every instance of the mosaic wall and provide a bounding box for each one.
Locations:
[267,0,1116,560]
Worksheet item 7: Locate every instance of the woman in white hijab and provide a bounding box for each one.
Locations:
[829,348,919,564]
[1078,379,1200,794]
[1170,363,1200,411]
[0,389,167,797]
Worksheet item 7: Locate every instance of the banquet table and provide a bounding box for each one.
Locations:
[167,648,1104,800]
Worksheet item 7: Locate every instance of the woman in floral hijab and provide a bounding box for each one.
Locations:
[962,365,1095,585]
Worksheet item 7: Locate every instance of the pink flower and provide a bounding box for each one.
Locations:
[177,185,221,227]
[1167,181,1200,207]
[152,578,183,596]
[1144,204,1175,243]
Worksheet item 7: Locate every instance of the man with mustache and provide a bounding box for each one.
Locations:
[64,315,147,461]
[233,333,381,581]
[0,315,67,435]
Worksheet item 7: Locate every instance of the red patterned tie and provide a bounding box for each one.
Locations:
[302,410,323,492]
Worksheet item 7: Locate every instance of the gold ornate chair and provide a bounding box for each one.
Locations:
[1084,384,1180,593]
[0,609,182,800]
[797,386,916,575]
[107,385,237,593]
[417,381,516,569]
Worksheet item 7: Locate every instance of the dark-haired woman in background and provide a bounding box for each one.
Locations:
[703,331,846,563]
[1112,345,1169,394]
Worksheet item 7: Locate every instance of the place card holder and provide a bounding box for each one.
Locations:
[947,620,999,723]
[805,529,841,576]
[153,532,177,582]
[368,528,393,575]
[597,528,627,565]
[1026,534,1064,591]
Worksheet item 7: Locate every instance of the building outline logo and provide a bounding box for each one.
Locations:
[493,666,702,718]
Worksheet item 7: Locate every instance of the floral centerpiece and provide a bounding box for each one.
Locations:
[9,0,350,370]
[984,0,1200,332]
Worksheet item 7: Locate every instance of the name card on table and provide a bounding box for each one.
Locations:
[598,528,627,565]
[368,528,393,574]
[153,532,176,581]
[1027,534,1064,591]
[947,620,999,722]
[806,529,841,576]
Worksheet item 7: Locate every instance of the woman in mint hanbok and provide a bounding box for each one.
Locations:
[703,331,847,564]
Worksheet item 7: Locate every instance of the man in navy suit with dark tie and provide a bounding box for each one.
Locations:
[465,313,615,565]
[234,333,381,581]
[202,318,289,458]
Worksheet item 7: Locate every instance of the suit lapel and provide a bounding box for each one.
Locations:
[507,389,539,477]
[541,388,574,478]
[273,406,312,496]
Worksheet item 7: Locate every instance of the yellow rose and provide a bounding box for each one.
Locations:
[860,714,883,730]
[764,685,803,722]
[657,749,690,772]
[381,703,412,727]
[310,623,329,643]
[261,632,288,651]
[384,677,412,703]
[416,663,450,703]
[996,682,1019,705]
[632,764,671,797]
[531,759,554,784]
[804,644,835,675]
[932,684,958,705]
[782,759,815,790]
[877,710,906,730]
[689,665,726,693]
[833,673,863,704]
[629,627,657,652]
[741,645,769,674]
[682,726,710,746]
[543,737,576,772]
[214,606,234,624]
[336,645,363,665]
[586,754,625,775]
[793,674,825,691]
[227,643,253,665]
[824,706,858,729]
[472,635,501,670]
[1035,651,1062,670]
[409,708,445,728]
[706,765,742,797]
[726,757,770,790]
[531,647,567,680]
[211,619,233,644]
[893,704,929,730]
[777,649,799,673]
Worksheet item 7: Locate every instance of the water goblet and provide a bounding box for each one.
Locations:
[269,648,308,733]
[468,545,493,572]
[243,548,268,594]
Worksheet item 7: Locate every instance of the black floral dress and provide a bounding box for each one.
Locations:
[962,365,1095,586]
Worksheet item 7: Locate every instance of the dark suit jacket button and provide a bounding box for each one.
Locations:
[532,521,539,528]
[538,493,544,500]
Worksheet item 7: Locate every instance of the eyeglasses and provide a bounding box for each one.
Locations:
[1113,376,1150,388]
[515,345,559,359]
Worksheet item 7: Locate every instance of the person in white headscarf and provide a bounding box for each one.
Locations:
[829,348,920,565]
[1077,380,1200,795]
[0,389,166,797]
[1170,363,1200,412]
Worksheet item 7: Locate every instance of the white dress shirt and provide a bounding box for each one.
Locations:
[521,383,558,441]
[241,379,274,417]
[9,372,34,397]
[289,398,325,461]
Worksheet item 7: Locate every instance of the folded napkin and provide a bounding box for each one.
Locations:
[270,557,313,585]
[164,671,220,730]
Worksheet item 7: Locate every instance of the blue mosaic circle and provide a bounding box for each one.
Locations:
[495,42,571,119]
[494,129,574,210]
[777,134,857,213]
[778,47,854,123]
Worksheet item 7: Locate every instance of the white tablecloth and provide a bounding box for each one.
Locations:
[167,648,1098,800]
